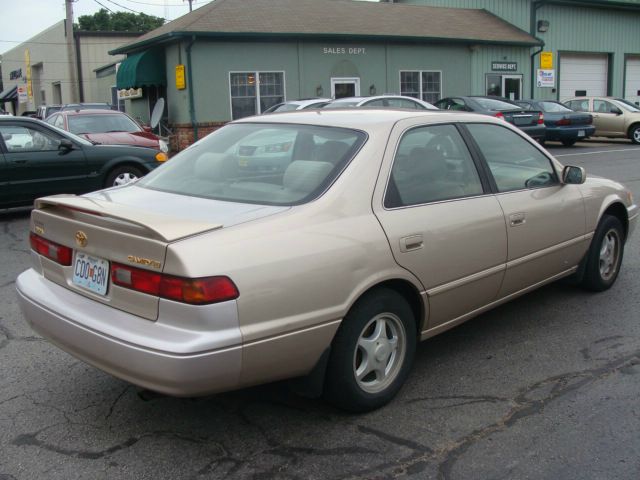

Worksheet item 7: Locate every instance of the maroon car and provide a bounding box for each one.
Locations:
[45,109,168,153]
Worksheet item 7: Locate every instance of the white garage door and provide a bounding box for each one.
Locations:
[625,56,640,106]
[559,54,608,101]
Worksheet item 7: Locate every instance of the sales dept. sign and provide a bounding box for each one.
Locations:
[491,61,518,72]
[322,47,367,55]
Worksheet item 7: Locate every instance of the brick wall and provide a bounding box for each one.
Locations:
[169,121,227,153]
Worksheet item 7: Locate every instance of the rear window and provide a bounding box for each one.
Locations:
[473,98,520,111]
[67,114,140,134]
[138,123,367,206]
[539,101,572,113]
[323,101,360,109]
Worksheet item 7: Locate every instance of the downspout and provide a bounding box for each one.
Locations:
[529,0,546,99]
[186,35,198,142]
[74,33,84,102]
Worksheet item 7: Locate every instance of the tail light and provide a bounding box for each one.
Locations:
[538,113,545,125]
[494,112,505,119]
[111,263,239,305]
[30,232,73,266]
[587,115,593,124]
[556,117,571,126]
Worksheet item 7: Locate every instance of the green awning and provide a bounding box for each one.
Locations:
[0,85,17,102]
[116,49,166,89]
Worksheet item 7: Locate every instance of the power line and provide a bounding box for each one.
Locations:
[105,0,140,14]
[94,0,116,14]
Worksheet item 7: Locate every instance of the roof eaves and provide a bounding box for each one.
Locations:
[110,30,541,54]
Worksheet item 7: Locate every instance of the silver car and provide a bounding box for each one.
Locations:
[17,110,637,412]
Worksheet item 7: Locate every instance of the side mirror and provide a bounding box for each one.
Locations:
[2,133,12,141]
[562,165,586,184]
[58,139,74,152]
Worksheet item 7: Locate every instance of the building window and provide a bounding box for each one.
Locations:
[230,71,285,120]
[400,71,442,104]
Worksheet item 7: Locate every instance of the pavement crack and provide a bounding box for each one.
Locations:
[105,386,131,420]
[358,425,432,454]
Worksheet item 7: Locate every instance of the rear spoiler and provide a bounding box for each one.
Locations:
[34,194,223,242]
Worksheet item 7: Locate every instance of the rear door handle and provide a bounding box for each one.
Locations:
[399,234,424,252]
[509,213,526,227]
[12,159,28,164]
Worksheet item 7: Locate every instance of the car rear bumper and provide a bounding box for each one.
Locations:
[545,125,596,141]
[16,268,242,396]
[518,125,546,140]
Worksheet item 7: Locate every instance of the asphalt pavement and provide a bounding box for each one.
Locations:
[1,141,639,479]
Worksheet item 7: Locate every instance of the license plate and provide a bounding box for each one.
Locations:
[72,252,109,296]
[513,116,532,126]
[578,130,585,137]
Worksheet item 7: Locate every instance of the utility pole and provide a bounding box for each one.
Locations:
[65,0,78,103]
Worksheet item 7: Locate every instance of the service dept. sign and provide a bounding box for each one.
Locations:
[491,61,518,72]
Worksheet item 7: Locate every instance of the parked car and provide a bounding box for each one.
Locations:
[263,98,332,113]
[16,110,637,412]
[60,103,115,112]
[45,109,168,153]
[563,96,640,144]
[515,99,595,146]
[434,96,546,141]
[21,110,38,118]
[323,95,437,110]
[0,117,168,209]
[0,109,12,116]
[35,104,62,120]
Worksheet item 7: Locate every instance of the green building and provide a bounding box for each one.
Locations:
[108,0,640,149]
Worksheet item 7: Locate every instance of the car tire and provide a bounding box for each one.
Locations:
[581,215,625,292]
[630,124,640,145]
[561,139,577,147]
[323,288,417,412]
[105,166,144,188]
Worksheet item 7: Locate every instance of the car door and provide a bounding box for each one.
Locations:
[464,122,588,298]
[373,121,507,331]
[0,122,88,204]
[0,149,7,206]
[592,99,626,136]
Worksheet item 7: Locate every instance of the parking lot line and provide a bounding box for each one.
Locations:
[554,148,640,157]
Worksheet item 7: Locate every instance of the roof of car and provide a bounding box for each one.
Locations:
[234,108,493,131]
[56,109,125,116]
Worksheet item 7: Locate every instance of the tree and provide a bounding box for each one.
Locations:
[76,9,164,33]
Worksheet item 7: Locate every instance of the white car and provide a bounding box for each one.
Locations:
[324,95,438,110]
[263,98,332,113]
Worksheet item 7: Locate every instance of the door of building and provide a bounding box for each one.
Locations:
[501,75,522,101]
[559,53,608,101]
[625,56,640,106]
[331,77,360,99]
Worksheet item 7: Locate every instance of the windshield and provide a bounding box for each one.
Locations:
[539,101,573,113]
[473,98,520,111]
[67,114,141,134]
[613,98,640,112]
[271,103,301,113]
[137,123,367,206]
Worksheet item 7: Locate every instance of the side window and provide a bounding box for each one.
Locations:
[54,115,65,129]
[466,123,558,192]
[385,124,484,208]
[567,100,588,112]
[0,125,61,153]
[450,98,469,111]
[364,99,386,107]
[593,100,610,113]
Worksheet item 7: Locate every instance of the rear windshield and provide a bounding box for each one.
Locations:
[137,123,367,206]
[323,101,361,109]
[473,98,520,111]
[539,101,572,113]
[68,114,140,134]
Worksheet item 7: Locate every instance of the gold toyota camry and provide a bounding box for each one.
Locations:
[17,109,638,412]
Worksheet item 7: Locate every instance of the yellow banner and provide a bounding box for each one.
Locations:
[24,49,33,101]
[540,51,553,70]
[175,64,186,90]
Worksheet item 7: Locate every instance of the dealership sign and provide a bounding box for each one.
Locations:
[322,47,367,55]
[536,69,555,87]
[9,68,22,80]
[117,88,143,100]
[17,86,28,104]
[491,61,518,72]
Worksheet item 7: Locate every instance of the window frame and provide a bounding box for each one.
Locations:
[459,122,561,194]
[399,70,443,105]
[228,70,286,120]
[383,122,492,210]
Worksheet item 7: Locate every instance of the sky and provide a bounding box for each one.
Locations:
[0,0,378,57]
[0,0,215,56]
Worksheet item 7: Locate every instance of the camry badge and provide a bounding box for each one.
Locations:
[75,231,88,248]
